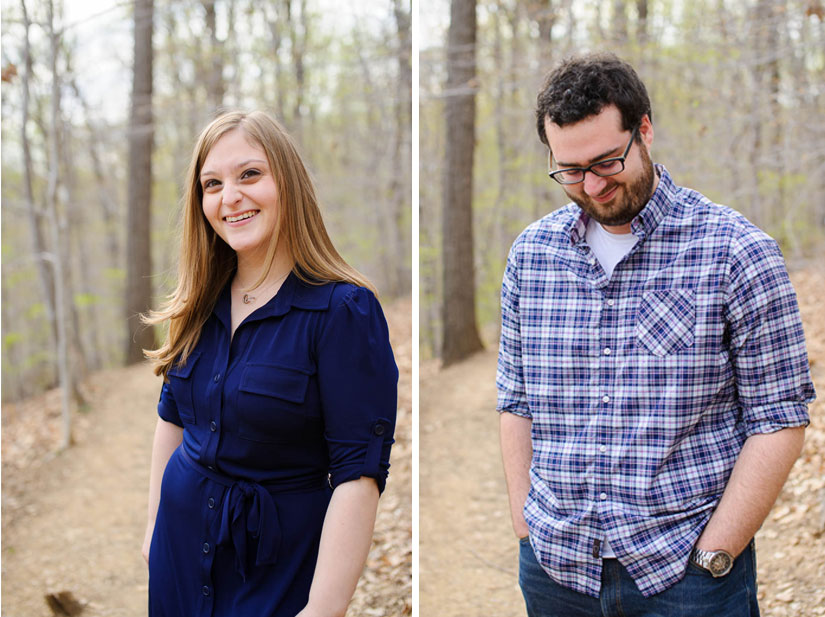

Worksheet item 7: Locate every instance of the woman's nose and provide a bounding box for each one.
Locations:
[222,183,242,206]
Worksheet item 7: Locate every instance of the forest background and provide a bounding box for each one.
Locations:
[421,0,825,360]
[1,0,412,406]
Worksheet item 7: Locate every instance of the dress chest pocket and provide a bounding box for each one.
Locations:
[167,352,201,423]
[236,363,318,444]
[635,289,696,356]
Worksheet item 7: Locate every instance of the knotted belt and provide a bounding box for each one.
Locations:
[179,446,326,581]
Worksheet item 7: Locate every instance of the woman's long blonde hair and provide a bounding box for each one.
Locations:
[144,110,374,378]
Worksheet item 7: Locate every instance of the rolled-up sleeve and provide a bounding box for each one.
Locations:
[725,232,815,436]
[157,381,183,427]
[497,241,531,418]
[316,286,398,493]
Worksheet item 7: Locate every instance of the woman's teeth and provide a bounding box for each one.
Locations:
[226,211,258,223]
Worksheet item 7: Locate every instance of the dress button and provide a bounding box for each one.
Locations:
[210,420,217,432]
[607,299,615,306]
[208,497,215,509]
[602,395,610,403]
[207,465,215,471]
[373,424,385,436]
[213,373,220,383]
[603,347,611,355]
[599,445,607,453]
[202,542,210,554]
[202,586,210,596]
[599,492,608,501]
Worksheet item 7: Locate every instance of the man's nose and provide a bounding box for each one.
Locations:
[582,171,609,197]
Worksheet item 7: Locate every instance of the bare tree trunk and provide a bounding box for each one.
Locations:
[289,0,308,141]
[612,0,628,45]
[527,1,557,221]
[46,0,73,449]
[389,0,412,296]
[636,0,649,45]
[20,0,58,361]
[202,0,225,112]
[60,111,98,376]
[125,0,155,364]
[441,0,484,365]
[266,2,288,119]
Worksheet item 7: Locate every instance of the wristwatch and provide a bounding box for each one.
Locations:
[689,547,734,577]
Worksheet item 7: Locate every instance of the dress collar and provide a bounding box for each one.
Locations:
[213,270,336,331]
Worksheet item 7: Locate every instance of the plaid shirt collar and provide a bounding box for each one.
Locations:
[568,164,673,246]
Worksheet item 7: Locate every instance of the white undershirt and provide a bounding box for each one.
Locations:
[585,219,637,558]
[585,218,638,280]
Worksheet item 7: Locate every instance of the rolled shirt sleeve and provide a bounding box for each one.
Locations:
[497,239,532,419]
[316,286,398,493]
[157,381,184,427]
[725,231,815,435]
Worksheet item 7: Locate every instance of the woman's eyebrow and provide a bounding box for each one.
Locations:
[200,159,268,178]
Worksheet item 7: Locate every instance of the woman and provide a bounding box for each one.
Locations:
[141,110,398,617]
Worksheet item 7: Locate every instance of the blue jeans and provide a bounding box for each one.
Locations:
[518,536,760,617]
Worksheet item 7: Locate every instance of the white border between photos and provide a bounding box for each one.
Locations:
[411,0,420,614]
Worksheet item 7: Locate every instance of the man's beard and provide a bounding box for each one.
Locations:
[564,145,655,228]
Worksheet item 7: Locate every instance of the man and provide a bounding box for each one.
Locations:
[496,52,815,616]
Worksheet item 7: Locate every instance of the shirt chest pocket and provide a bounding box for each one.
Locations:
[635,289,695,356]
[236,363,319,443]
[167,352,201,423]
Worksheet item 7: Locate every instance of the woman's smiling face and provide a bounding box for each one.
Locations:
[200,128,280,262]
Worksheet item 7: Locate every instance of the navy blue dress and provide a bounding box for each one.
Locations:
[148,273,398,616]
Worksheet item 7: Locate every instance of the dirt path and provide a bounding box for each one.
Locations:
[420,267,825,617]
[1,298,412,617]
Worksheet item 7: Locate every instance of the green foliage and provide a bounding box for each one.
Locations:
[3,332,24,350]
[74,292,99,308]
[104,268,125,281]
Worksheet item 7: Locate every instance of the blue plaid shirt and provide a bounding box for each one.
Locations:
[497,166,814,597]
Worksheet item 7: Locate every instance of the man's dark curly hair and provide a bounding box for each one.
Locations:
[536,52,652,147]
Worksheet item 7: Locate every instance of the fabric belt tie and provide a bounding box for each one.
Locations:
[217,479,281,581]
[178,446,327,580]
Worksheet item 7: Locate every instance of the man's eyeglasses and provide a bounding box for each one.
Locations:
[548,126,639,185]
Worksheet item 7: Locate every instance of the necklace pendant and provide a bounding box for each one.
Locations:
[242,293,255,304]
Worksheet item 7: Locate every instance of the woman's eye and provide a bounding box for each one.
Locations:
[203,179,220,190]
[241,169,260,180]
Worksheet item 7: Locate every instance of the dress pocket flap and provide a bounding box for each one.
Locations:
[168,352,201,378]
[239,364,310,403]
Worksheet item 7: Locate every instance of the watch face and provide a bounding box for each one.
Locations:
[709,552,733,576]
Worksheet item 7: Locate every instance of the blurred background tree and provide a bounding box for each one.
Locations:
[421,0,825,360]
[1,0,412,410]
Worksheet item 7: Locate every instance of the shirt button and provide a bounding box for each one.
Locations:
[213,373,221,383]
[599,445,607,453]
[602,395,610,403]
[202,586,210,596]
[202,542,210,554]
[599,493,608,501]
[207,497,215,509]
[607,299,615,307]
[207,465,215,471]
[603,347,612,355]
[210,420,217,432]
